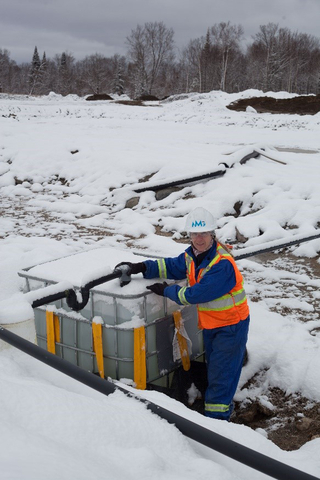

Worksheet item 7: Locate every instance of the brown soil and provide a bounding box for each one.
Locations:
[233,387,320,451]
[86,93,113,101]
[227,94,320,115]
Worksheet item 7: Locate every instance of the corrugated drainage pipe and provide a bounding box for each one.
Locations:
[0,326,318,480]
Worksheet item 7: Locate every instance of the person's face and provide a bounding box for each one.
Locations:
[190,231,212,252]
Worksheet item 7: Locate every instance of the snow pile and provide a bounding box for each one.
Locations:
[1,90,320,479]
[1,90,319,252]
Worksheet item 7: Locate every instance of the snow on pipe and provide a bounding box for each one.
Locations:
[234,231,320,261]
[127,146,284,194]
[133,168,226,193]
[0,325,318,480]
[130,149,250,194]
[103,146,286,205]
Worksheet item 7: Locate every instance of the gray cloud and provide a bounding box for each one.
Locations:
[1,0,319,63]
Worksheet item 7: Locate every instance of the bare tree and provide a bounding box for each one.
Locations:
[78,54,111,94]
[286,32,320,93]
[126,21,175,97]
[180,38,204,92]
[250,23,280,91]
[249,24,320,93]
[210,22,244,91]
[0,49,16,93]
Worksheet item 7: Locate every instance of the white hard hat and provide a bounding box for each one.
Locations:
[184,207,216,232]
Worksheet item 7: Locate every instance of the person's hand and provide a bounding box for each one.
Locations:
[146,282,168,296]
[114,262,146,275]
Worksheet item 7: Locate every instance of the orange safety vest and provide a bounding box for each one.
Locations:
[182,243,249,329]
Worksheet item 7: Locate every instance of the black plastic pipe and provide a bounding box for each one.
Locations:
[235,232,320,261]
[133,169,226,193]
[32,290,71,309]
[0,326,318,480]
[133,150,265,194]
[31,269,126,311]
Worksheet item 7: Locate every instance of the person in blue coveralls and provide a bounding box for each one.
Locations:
[115,207,250,421]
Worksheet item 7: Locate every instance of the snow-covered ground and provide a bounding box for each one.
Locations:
[1,91,320,479]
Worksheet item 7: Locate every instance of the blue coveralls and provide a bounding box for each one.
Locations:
[143,242,250,420]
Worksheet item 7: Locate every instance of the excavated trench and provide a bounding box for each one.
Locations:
[2,190,320,451]
[2,90,320,449]
[1,93,320,454]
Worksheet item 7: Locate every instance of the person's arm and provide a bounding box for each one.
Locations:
[164,259,236,305]
[143,252,187,281]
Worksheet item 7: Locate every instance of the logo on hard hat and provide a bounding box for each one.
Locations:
[192,220,206,228]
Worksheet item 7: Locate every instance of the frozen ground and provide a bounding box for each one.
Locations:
[0,90,320,479]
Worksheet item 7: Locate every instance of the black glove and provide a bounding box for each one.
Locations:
[114,262,146,275]
[146,282,168,296]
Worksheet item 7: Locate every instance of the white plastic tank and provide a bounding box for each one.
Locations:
[19,247,203,387]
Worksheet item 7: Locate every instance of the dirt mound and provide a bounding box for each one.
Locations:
[227,94,320,115]
[86,93,113,101]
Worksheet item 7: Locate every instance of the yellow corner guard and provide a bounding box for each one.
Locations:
[92,320,105,379]
[173,311,190,371]
[46,310,60,355]
[134,326,146,390]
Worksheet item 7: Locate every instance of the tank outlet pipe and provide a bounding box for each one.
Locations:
[0,326,318,480]
[30,267,130,311]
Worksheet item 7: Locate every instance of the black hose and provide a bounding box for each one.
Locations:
[239,150,260,164]
[0,326,318,480]
[31,290,71,309]
[134,169,226,193]
[31,269,124,311]
[132,150,265,194]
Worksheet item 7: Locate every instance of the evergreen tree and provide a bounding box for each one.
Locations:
[112,55,125,95]
[58,52,74,95]
[39,51,51,94]
[113,68,124,95]
[133,63,148,98]
[42,52,47,70]
[29,46,42,95]
[200,30,212,92]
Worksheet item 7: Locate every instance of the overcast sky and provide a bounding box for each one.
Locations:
[1,0,320,64]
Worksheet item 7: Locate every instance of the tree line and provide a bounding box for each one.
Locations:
[1,21,320,98]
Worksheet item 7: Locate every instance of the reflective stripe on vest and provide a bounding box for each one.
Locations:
[184,244,249,327]
[198,287,247,313]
